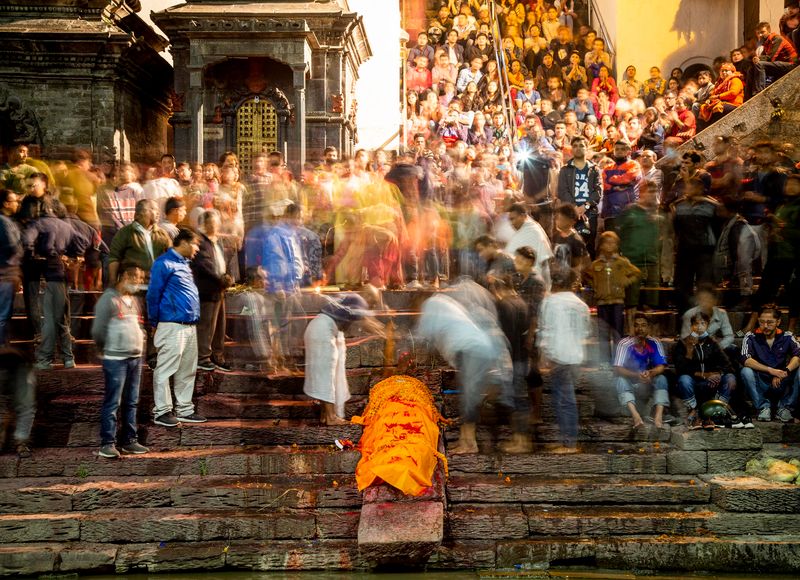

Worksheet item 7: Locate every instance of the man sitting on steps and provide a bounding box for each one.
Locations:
[740,304,800,423]
[613,312,670,430]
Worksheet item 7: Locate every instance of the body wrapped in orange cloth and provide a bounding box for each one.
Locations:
[351,375,448,496]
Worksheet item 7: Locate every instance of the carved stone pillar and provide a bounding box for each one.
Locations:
[291,65,307,176]
[188,64,204,164]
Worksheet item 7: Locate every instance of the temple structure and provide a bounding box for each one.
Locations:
[0,0,172,164]
[152,0,372,173]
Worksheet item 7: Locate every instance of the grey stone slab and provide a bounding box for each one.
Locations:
[427,541,496,569]
[446,475,710,505]
[448,504,528,540]
[707,449,761,473]
[223,540,365,570]
[0,513,80,543]
[115,542,227,573]
[0,543,57,576]
[667,450,708,475]
[709,475,800,513]
[671,428,763,451]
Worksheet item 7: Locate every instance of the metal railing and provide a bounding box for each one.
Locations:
[587,0,617,74]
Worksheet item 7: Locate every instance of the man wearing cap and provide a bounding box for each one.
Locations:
[304,294,373,425]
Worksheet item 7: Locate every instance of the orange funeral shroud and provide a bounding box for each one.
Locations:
[351,375,449,496]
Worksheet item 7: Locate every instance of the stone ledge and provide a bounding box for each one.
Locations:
[671,428,763,451]
[707,474,800,513]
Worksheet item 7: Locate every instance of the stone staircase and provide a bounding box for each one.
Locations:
[1,289,800,575]
[674,64,800,156]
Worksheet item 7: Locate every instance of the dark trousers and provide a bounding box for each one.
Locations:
[197,298,226,366]
[22,263,42,340]
[754,257,800,318]
[100,357,142,446]
[597,303,624,361]
[750,60,796,94]
[0,281,16,346]
[38,281,73,364]
[674,246,714,315]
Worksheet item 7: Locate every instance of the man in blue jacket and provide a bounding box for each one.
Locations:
[146,228,206,427]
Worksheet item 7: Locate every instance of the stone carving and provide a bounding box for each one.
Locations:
[0,84,44,146]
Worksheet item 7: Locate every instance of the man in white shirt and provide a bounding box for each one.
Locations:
[143,154,183,216]
[505,203,553,290]
[537,267,590,453]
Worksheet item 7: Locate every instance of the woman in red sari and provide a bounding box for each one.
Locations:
[698,63,744,130]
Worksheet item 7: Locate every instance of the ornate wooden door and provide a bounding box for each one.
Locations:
[236,96,278,174]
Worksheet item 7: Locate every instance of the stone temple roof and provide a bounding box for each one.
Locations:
[159,1,355,17]
[0,17,119,34]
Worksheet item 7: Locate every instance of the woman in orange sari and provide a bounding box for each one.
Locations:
[698,63,744,130]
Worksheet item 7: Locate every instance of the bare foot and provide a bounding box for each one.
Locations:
[550,445,579,454]
[449,440,479,454]
[322,415,350,426]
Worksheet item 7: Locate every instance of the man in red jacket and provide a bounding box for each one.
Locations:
[749,22,798,94]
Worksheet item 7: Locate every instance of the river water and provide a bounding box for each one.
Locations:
[82,571,797,579]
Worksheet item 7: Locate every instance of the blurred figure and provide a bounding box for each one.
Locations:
[416,290,511,454]
[490,277,533,453]
[0,347,36,458]
[238,266,275,373]
[587,231,640,361]
[0,189,22,346]
[304,294,373,425]
[538,267,590,453]
[193,211,234,373]
[22,200,90,370]
[505,203,553,289]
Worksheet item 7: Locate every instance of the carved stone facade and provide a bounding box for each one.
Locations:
[0,1,173,164]
[153,0,372,173]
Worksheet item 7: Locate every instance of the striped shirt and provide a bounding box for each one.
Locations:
[613,336,667,372]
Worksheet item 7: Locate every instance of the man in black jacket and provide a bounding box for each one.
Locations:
[674,311,736,428]
[22,200,90,369]
[556,136,603,256]
[192,210,234,372]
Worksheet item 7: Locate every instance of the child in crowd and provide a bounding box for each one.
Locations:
[587,231,641,361]
[552,204,589,272]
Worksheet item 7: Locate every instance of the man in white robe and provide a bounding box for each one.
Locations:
[303,294,371,425]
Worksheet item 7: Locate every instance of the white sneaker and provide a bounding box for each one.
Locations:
[757,407,772,422]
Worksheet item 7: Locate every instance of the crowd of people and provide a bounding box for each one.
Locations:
[1,3,800,459]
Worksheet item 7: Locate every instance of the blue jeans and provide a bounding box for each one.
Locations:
[740,366,799,411]
[551,364,579,447]
[677,374,735,409]
[0,281,15,346]
[100,357,142,446]
[616,374,669,408]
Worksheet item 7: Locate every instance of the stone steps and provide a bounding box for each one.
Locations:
[31,419,364,449]
[445,474,710,505]
[0,506,360,544]
[0,446,361,479]
[434,535,800,572]
[0,474,361,515]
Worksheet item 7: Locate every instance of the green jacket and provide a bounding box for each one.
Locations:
[618,204,663,264]
[108,221,171,273]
